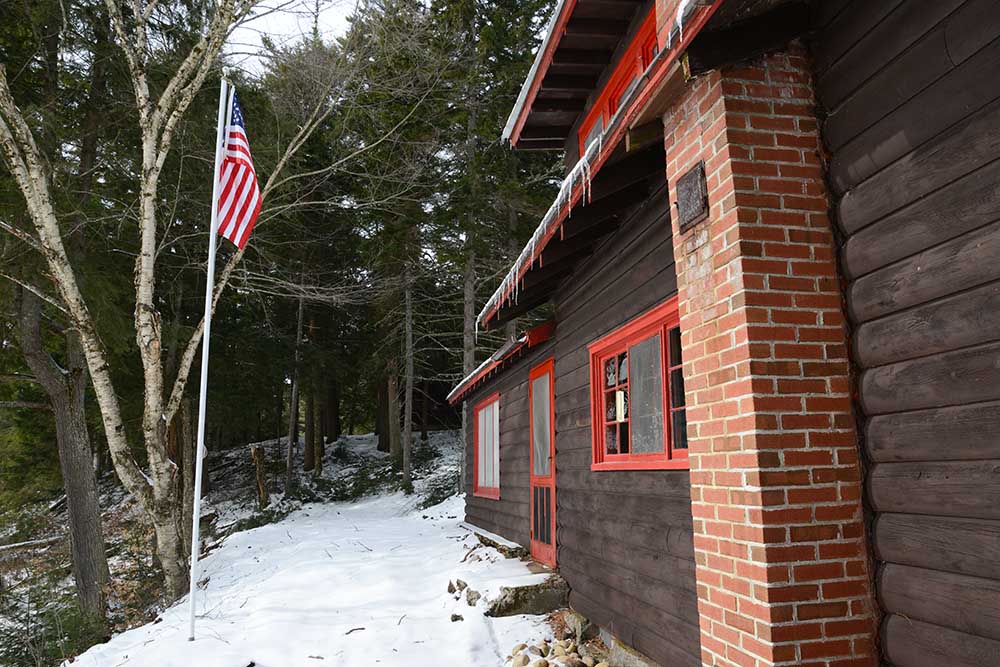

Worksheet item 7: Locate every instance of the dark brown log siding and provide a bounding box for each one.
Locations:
[814,1,1000,664]
[464,342,554,547]
[463,182,700,667]
[552,184,698,667]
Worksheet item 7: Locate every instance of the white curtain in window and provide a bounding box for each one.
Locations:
[477,400,500,489]
[630,334,664,453]
[477,406,486,486]
[492,402,499,486]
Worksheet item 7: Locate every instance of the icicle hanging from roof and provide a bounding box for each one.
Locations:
[478,132,607,325]
[480,0,709,327]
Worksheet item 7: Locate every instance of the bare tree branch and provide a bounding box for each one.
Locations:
[0,401,51,410]
[0,218,44,253]
[0,373,39,384]
[0,271,69,316]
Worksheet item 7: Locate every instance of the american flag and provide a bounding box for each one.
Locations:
[216,91,261,249]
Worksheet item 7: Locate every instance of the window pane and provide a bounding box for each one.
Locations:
[606,424,618,454]
[531,373,551,477]
[485,404,491,487]
[670,368,685,409]
[492,402,500,486]
[605,357,617,387]
[669,327,682,368]
[618,353,628,383]
[672,409,688,450]
[629,334,665,454]
[477,408,486,486]
[620,420,630,454]
[605,391,616,422]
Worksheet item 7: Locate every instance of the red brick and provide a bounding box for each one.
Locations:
[666,50,873,665]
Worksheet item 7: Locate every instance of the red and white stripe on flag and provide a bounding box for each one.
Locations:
[216,91,261,249]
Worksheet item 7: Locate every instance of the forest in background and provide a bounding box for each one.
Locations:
[0,0,558,661]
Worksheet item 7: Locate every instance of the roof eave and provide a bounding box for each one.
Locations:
[483,0,725,328]
[501,0,577,147]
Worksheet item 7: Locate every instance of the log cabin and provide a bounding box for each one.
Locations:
[448,1,1000,665]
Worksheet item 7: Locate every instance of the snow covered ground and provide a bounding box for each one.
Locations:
[69,435,554,667]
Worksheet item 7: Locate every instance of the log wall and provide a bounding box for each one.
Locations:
[464,341,554,547]
[464,182,700,666]
[813,2,1000,664]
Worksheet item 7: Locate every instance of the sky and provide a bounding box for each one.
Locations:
[227,0,356,74]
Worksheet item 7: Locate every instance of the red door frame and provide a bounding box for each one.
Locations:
[528,358,557,567]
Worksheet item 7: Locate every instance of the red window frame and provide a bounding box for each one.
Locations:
[577,10,657,155]
[588,297,689,471]
[473,392,501,499]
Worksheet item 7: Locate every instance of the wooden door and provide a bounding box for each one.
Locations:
[529,359,556,566]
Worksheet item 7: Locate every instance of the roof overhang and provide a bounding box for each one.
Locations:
[482,0,724,329]
[502,0,648,149]
[446,322,556,405]
[502,0,804,149]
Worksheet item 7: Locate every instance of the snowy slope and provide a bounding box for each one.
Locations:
[69,491,553,667]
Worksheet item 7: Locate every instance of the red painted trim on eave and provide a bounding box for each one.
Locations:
[509,0,580,148]
[483,0,724,329]
[526,320,557,347]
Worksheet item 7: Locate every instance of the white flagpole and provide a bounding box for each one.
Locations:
[188,74,232,642]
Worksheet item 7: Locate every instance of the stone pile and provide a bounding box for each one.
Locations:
[504,638,610,667]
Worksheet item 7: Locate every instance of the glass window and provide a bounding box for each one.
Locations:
[531,372,552,477]
[630,334,664,454]
[474,396,500,498]
[588,297,688,470]
[668,326,688,451]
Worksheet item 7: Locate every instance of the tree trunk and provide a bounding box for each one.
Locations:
[275,383,284,441]
[461,252,476,492]
[180,399,195,554]
[402,267,414,493]
[328,376,341,442]
[303,387,315,472]
[16,291,109,623]
[152,509,188,598]
[505,204,519,339]
[319,399,328,452]
[387,372,401,466]
[420,380,429,442]
[52,374,110,622]
[313,394,324,476]
[375,379,389,452]
[251,445,270,509]
[285,295,305,490]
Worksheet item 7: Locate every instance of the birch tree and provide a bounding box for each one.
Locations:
[0,0,451,599]
[0,0,115,621]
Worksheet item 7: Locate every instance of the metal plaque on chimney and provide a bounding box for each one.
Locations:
[676,161,709,233]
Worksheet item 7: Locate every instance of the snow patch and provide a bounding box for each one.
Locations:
[69,491,552,667]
